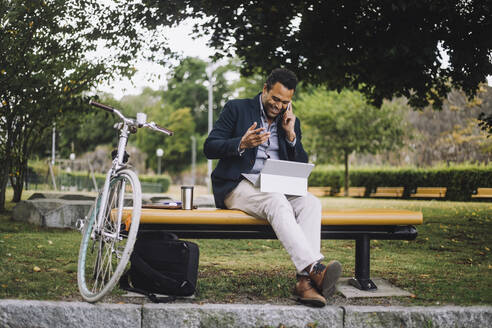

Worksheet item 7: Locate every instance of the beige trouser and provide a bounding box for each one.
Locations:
[224,179,324,273]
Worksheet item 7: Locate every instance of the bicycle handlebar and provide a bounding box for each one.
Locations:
[145,122,173,136]
[89,99,173,136]
[89,100,114,113]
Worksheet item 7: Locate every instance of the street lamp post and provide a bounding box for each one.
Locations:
[190,136,196,185]
[69,152,76,172]
[156,148,163,175]
[69,152,76,190]
[206,65,215,193]
[51,123,56,165]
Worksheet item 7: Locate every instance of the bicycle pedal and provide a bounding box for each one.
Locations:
[76,218,86,231]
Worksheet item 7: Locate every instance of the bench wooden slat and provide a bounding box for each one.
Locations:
[122,208,422,226]
[333,187,366,197]
[471,187,492,198]
[370,187,404,198]
[308,186,331,197]
[410,187,446,198]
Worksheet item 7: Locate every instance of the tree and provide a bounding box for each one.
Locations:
[132,93,172,173]
[229,67,265,99]
[48,94,122,160]
[140,0,492,110]
[127,58,236,173]
[0,0,166,210]
[405,85,492,165]
[478,112,492,135]
[295,88,406,194]
[136,107,196,174]
[120,87,163,117]
[162,57,235,135]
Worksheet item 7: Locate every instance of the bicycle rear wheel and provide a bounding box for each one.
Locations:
[77,169,141,302]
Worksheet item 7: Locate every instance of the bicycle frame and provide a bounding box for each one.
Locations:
[95,122,131,238]
[78,99,172,302]
[87,100,172,241]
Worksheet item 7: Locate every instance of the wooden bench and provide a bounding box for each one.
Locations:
[333,187,366,197]
[370,187,404,198]
[471,188,492,199]
[308,186,332,197]
[410,187,447,198]
[122,207,423,291]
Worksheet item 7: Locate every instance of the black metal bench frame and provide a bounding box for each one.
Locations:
[140,223,418,291]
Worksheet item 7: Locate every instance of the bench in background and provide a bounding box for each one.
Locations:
[127,207,423,291]
[370,187,404,198]
[471,188,492,199]
[410,187,447,198]
[308,186,332,197]
[333,187,366,197]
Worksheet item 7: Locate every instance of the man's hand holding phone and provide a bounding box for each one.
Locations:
[282,102,296,142]
[239,122,271,150]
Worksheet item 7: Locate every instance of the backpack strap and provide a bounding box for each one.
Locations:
[119,270,176,303]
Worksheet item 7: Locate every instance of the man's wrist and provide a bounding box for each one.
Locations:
[286,131,296,142]
[238,139,246,155]
[286,135,296,147]
[239,135,247,150]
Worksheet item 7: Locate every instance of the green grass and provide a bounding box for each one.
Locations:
[1,190,491,305]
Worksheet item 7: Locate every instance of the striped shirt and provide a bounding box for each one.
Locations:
[241,96,296,186]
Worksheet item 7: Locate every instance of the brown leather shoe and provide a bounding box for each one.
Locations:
[293,276,326,307]
[308,260,342,298]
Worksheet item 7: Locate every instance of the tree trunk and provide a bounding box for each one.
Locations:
[12,176,23,202]
[0,124,13,211]
[0,167,8,212]
[11,158,27,203]
[344,150,349,197]
[11,125,36,203]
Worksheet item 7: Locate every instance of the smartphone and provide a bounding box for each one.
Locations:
[280,102,290,120]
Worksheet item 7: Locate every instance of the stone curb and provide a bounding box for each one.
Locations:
[142,303,342,328]
[0,300,490,328]
[343,305,492,328]
[0,300,141,328]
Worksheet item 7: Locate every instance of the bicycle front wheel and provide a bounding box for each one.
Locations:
[77,169,141,302]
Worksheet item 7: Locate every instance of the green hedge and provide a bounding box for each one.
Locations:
[39,170,170,193]
[309,166,492,201]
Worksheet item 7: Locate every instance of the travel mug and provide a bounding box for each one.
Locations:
[181,186,194,210]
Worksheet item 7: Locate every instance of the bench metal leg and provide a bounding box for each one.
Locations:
[348,235,378,291]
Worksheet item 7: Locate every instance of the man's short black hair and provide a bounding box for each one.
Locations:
[265,68,298,91]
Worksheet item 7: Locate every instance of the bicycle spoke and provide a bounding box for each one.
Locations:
[92,260,100,293]
[92,239,104,293]
[89,182,124,293]
[78,169,141,302]
[100,243,112,286]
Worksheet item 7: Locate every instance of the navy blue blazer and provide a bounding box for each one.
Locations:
[204,93,309,208]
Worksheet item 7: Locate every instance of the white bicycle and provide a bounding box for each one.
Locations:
[77,100,173,302]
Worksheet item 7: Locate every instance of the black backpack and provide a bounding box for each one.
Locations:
[120,231,199,303]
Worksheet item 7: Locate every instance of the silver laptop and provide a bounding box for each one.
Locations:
[260,159,315,196]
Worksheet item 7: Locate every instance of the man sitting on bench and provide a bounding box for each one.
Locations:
[204,68,342,307]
